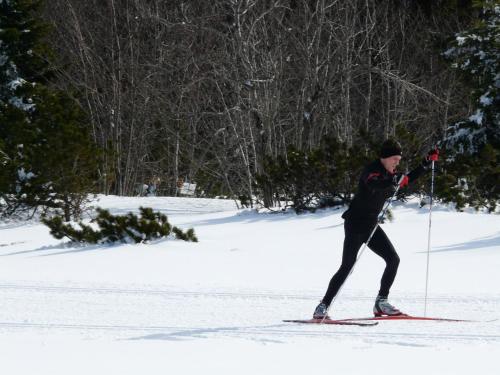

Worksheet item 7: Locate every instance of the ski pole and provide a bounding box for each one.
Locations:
[424,160,435,317]
[321,174,406,323]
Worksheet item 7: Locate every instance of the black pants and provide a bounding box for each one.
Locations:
[321,221,400,307]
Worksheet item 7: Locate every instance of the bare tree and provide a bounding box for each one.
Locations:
[42,0,473,200]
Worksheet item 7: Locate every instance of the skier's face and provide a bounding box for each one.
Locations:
[381,155,401,174]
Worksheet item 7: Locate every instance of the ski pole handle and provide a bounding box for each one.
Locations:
[379,174,406,222]
[397,174,406,185]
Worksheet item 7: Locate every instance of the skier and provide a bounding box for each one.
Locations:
[313,139,439,319]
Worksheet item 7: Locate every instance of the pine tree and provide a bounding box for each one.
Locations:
[0,0,99,219]
[254,136,374,213]
[439,1,499,211]
[0,0,50,107]
[443,1,499,152]
[42,207,198,244]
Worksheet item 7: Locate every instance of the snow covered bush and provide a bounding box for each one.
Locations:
[42,207,198,244]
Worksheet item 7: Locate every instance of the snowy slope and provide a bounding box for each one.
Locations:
[0,196,499,375]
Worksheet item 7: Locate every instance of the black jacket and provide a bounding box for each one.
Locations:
[341,159,427,226]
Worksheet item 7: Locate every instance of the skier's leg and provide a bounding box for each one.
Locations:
[367,227,403,316]
[321,226,365,307]
[367,226,400,297]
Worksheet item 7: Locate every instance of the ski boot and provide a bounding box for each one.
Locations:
[373,296,404,317]
[313,302,330,320]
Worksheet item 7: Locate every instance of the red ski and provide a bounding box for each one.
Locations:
[337,314,482,323]
[283,318,378,327]
[284,315,495,326]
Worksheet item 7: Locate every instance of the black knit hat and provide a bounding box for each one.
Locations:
[380,139,402,158]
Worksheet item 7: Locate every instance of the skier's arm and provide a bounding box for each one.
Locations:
[407,148,439,183]
[362,170,394,192]
[406,164,427,183]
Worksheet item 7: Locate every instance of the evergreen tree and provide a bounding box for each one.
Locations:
[0,0,50,108]
[255,136,375,213]
[42,207,198,244]
[0,0,99,219]
[440,1,499,211]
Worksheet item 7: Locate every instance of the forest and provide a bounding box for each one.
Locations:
[1,0,498,218]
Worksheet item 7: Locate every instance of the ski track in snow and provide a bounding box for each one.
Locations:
[0,281,498,347]
[1,196,499,374]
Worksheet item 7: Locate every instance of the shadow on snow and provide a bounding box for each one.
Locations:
[419,232,500,253]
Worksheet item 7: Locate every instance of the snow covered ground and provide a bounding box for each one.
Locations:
[1,196,499,374]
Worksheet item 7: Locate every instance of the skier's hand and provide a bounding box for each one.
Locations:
[393,173,409,188]
[399,175,409,188]
[426,148,439,162]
